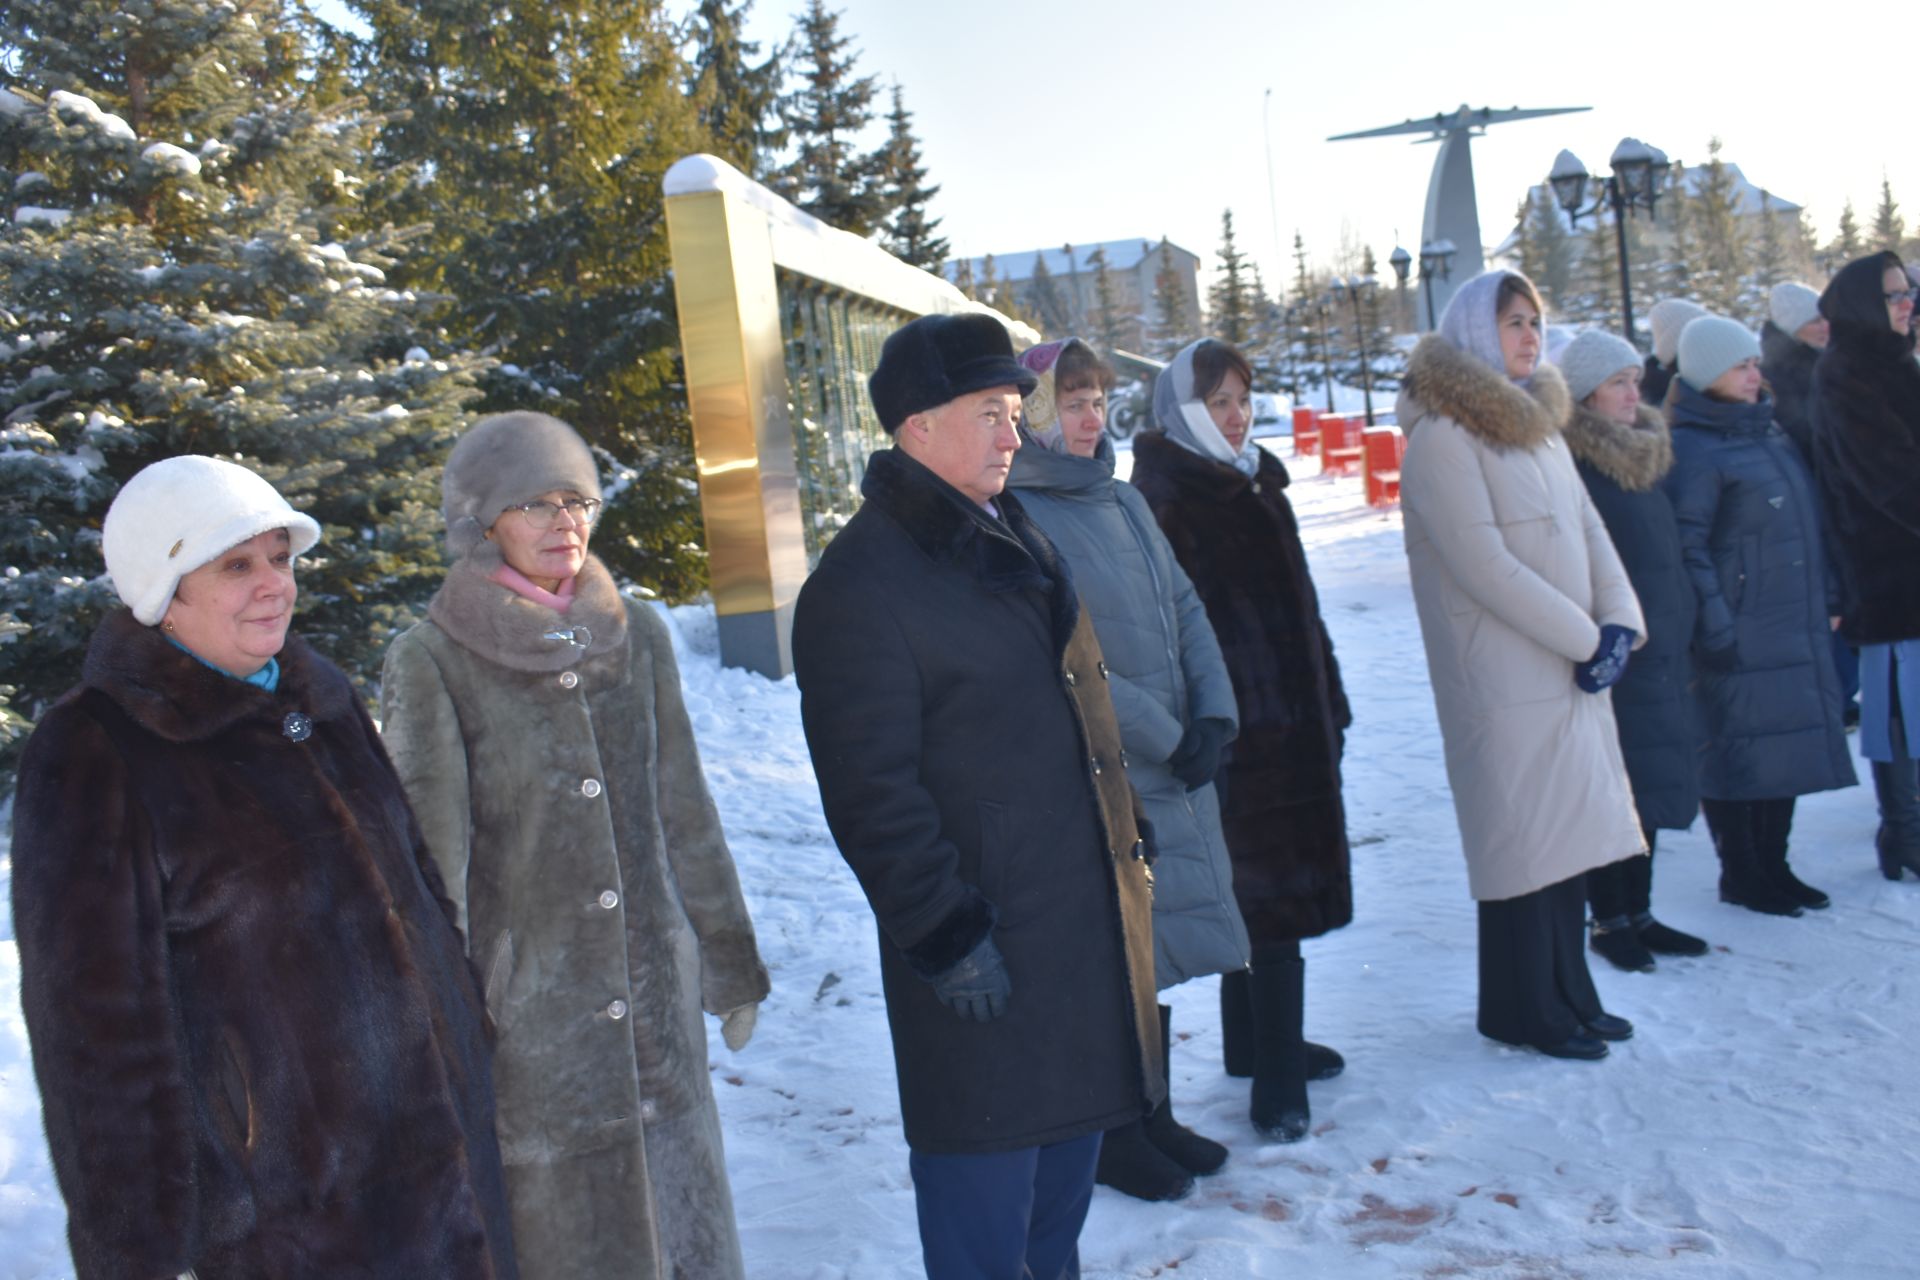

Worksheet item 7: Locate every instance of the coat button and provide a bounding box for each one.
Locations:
[1132,839,1147,860]
[639,1100,657,1120]
[1119,749,1130,768]
[599,890,619,909]
[1091,758,1103,775]
[559,670,579,689]
[1064,670,1077,686]
[1097,661,1110,679]
[607,999,629,1020]
[581,778,603,798]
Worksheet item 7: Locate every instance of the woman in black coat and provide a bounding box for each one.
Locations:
[1129,338,1351,1145]
[1554,331,1708,971]
[1808,251,1920,881]
[1661,318,1858,918]
[10,456,517,1280]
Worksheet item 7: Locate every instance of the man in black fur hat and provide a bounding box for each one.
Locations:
[791,311,1163,1279]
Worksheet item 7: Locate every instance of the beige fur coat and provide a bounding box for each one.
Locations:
[1397,337,1647,901]
[380,548,769,1280]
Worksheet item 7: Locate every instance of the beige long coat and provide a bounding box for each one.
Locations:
[1397,338,1647,901]
[380,549,769,1280]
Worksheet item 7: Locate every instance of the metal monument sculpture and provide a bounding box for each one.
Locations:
[1331,105,1590,327]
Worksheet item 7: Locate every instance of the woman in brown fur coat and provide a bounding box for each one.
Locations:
[1398,272,1645,1063]
[11,455,517,1280]
[380,413,770,1280]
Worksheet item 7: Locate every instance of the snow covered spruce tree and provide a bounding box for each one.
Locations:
[877,84,948,272]
[349,0,712,601]
[0,0,487,772]
[772,0,888,237]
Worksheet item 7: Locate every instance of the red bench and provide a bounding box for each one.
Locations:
[1363,426,1406,507]
[1319,414,1366,478]
[1292,406,1319,457]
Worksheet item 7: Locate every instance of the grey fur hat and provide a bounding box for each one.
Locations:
[1677,315,1761,391]
[442,412,601,559]
[1554,330,1643,403]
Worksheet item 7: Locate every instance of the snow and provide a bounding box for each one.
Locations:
[10,209,69,229]
[3,456,1918,1277]
[139,142,202,178]
[1551,149,1589,181]
[45,90,134,143]
[0,89,30,120]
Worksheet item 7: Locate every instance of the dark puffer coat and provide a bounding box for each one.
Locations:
[1661,380,1857,801]
[1563,402,1700,831]
[1760,320,1821,466]
[1808,251,1920,646]
[791,447,1161,1156]
[11,613,516,1280]
[1127,430,1353,942]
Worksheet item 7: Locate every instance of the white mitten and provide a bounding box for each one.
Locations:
[720,1003,758,1052]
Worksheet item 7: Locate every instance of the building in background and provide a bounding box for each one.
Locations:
[945,239,1202,352]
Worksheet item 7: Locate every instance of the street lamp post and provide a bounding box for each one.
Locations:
[1389,245,1413,332]
[1418,239,1456,331]
[1313,296,1336,414]
[1333,275,1379,425]
[1550,137,1672,343]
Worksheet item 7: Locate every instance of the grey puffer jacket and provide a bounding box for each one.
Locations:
[1007,434,1249,989]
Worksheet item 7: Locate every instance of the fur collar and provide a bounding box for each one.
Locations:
[1400,335,1571,450]
[859,447,1080,658]
[1561,402,1674,492]
[1130,428,1291,500]
[81,608,357,743]
[427,545,630,673]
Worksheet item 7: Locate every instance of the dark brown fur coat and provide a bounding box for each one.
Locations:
[10,611,516,1280]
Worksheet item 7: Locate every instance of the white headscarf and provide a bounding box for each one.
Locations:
[1438,270,1542,384]
[1152,339,1261,476]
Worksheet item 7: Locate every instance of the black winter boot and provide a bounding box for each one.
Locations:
[1094,1119,1193,1202]
[1588,915,1656,972]
[1142,1005,1228,1176]
[1632,913,1709,957]
[1248,956,1310,1143]
[1715,824,1804,918]
[1224,968,1344,1081]
[1873,760,1920,881]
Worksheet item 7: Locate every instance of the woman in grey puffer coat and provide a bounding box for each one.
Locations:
[1006,338,1247,1205]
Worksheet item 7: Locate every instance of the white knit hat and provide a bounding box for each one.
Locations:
[1554,330,1643,402]
[1677,315,1762,391]
[1648,298,1709,365]
[1769,282,1822,336]
[102,455,322,625]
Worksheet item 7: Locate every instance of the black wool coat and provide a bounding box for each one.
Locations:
[1564,403,1701,831]
[10,612,516,1280]
[1127,431,1353,943]
[1661,381,1857,801]
[1760,320,1821,466]
[790,447,1161,1156]
[1808,252,1920,645]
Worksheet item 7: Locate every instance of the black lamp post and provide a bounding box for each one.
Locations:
[1550,137,1672,343]
[1333,275,1379,424]
[1312,296,1335,413]
[1418,239,1456,331]
[1389,245,1413,331]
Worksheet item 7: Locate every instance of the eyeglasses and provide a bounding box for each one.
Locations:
[1886,288,1918,305]
[506,497,602,530]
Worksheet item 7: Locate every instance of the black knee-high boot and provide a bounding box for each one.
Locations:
[1141,1004,1229,1175]
[1248,955,1310,1143]
[1223,968,1343,1081]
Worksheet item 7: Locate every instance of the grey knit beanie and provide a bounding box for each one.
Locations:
[1769,282,1822,337]
[442,412,601,559]
[1677,315,1761,391]
[1649,298,1708,364]
[1554,330,1643,403]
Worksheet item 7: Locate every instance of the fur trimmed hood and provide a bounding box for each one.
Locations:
[1399,334,1572,450]
[427,545,630,673]
[1561,403,1674,493]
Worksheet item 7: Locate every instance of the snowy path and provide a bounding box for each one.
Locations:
[4,453,1918,1278]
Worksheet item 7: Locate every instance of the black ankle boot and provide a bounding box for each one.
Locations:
[1768,859,1830,910]
[1719,847,1803,917]
[1306,1041,1345,1081]
[1142,1005,1228,1176]
[1588,916,1656,972]
[1095,1120,1193,1201]
[1248,957,1310,1143]
[1632,913,1708,957]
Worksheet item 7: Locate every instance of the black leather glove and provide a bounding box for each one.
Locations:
[1575,624,1635,694]
[928,933,1010,1022]
[1169,717,1232,791]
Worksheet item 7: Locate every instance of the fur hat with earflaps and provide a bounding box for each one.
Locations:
[102,455,322,625]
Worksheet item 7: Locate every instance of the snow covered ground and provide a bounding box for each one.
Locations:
[4,448,1918,1278]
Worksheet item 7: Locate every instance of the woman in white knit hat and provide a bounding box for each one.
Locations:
[10,455,519,1279]
[380,412,769,1280]
[1554,330,1711,972]
[1661,316,1857,918]
[1397,271,1645,1062]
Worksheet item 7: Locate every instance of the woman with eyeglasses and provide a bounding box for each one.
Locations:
[381,412,770,1280]
[1807,253,1920,883]
[1662,317,1856,918]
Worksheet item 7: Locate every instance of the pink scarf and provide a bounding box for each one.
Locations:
[489,563,577,613]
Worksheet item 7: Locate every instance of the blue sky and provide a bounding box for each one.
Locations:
[314,0,1911,293]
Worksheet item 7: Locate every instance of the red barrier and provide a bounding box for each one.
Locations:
[1320,414,1365,477]
[1293,405,1320,457]
[1363,426,1406,507]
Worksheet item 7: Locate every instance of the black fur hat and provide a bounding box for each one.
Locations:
[868,312,1037,433]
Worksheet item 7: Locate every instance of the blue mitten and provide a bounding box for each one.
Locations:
[1576,624,1636,694]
